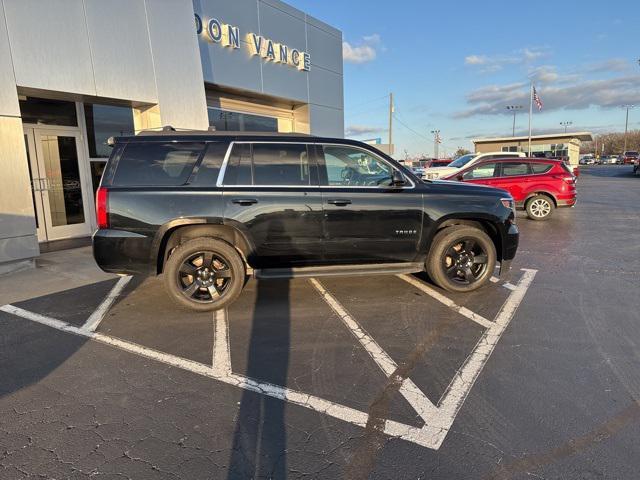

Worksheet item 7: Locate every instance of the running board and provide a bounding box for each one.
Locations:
[254,263,424,280]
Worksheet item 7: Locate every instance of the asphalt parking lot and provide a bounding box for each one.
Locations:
[1,165,639,479]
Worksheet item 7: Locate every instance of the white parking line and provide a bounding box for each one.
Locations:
[0,268,536,451]
[396,274,495,329]
[81,276,132,332]
[310,269,537,449]
[309,278,440,421]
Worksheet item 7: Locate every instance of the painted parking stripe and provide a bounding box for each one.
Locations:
[309,278,440,421]
[311,269,537,449]
[396,274,495,329]
[0,268,536,450]
[81,275,132,332]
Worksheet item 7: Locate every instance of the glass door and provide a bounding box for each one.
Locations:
[23,126,93,241]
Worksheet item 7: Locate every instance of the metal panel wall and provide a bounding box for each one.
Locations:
[144,0,209,130]
[0,1,19,117]
[84,0,157,103]
[193,0,344,137]
[0,116,39,264]
[309,104,344,138]
[3,0,96,95]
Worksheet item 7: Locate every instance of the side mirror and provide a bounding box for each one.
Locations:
[392,170,406,186]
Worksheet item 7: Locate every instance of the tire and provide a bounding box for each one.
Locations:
[426,225,496,293]
[163,237,245,312]
[525,195,555,221]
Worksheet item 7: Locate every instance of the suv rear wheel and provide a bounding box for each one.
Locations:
[427,225,496,293]
[526,195,555,220]
[163,238,245,312]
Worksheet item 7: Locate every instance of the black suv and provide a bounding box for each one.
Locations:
[93,131,519,311]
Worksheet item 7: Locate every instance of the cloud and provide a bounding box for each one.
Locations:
[345,124,386,137]
[343,34,381,64]
[580,58,630,74]
[454,74,640,118]
[464,47,549,73]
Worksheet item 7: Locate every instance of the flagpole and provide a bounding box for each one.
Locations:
[528,81,533,156]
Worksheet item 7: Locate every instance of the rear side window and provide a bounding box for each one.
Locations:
[223,144,253,186]
[501,162,531,177]
[253,144,310,186]
[223,143,312,186]
[192,142,229,185]
[531,163,553,174]
[112,142,204,186]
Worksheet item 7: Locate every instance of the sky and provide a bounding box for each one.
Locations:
[293,0,640,157]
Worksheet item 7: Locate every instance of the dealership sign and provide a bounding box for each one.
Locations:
[195,14,311,72]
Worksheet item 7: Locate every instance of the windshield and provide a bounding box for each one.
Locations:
[448,153,477,169]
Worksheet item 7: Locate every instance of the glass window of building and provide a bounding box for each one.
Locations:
[208,107,278,132]
[19,97,77,126]
[84,104,135,158]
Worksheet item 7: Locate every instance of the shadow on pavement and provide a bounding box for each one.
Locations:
[228,279,291,479]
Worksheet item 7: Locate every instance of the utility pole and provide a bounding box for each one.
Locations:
[388,93,394,154]
[506,105,523,137]
[622,105,635,153]
[431,129,441,159]
[560,121,572,133]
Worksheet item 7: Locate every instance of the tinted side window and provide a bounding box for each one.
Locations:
[322,145,395,187]
[252,144,310,186]
[223,144,252,186]
[501,162,531,177]
[462,163,497,179]
[192,142,229,185]
[531,163,553,174]
[112,142,204,186]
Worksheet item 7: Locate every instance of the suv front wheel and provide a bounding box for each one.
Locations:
[427,225,496,293]
[163,238,246,312]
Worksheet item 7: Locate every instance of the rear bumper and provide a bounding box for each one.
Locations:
[557,198,577,207]
[92,229,155,275]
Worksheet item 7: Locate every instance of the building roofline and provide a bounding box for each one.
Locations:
[473,132,593,143]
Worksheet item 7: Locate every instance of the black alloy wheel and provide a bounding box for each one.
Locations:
[163,237,245,311]
[178,251,232,303]
[442,237,489,286]
[426,225,497,293]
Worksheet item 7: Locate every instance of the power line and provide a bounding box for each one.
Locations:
[392,113,433,143]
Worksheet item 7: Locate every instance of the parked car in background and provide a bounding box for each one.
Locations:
[443,158,576,221]
[600,155,617,165]
[616,154,625,165]
[622,151,639,165]
[579,155,596,165]
[423,151,526,179]
[428,158,452,168]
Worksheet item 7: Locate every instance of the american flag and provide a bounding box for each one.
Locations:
[533,86,543,111]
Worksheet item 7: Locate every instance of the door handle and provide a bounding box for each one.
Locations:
[231,198,258,206]
[327,199,352,206]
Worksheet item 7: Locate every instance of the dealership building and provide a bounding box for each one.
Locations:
[473,132,593,166]
[0,0,344,273]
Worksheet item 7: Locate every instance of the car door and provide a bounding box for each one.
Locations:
[491,161,533,202]
[220,142,324,268]
[316,144,423,264]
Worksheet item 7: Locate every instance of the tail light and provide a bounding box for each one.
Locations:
[96,187,109,229]
[554,175,576,185]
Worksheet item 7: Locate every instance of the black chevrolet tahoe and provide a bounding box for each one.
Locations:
[93,131,519,311]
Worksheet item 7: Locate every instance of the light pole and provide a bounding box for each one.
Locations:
[506,105,523,137]
[430,130,441,158]
[622,105,635,153]
[560,121,573,133]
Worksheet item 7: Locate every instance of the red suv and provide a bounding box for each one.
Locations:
[443,158,576,220]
